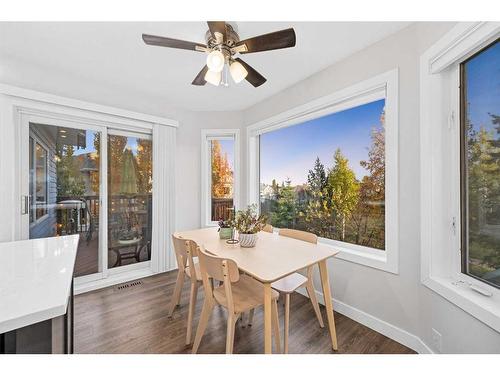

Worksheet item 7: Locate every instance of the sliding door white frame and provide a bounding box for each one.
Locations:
[1,84,178,294]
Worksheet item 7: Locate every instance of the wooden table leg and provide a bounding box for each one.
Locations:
[263,282,272,354]
[318,259,338,351]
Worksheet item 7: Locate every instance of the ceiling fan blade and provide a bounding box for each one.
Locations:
[192,65,209,86]
[235,58,266,87]
[207,21,226,43]
[236,28,296,54]
[142,34,206,52]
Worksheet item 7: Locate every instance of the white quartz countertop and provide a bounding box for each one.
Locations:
[0,235,79,333]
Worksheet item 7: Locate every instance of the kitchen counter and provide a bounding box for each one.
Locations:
[0,235,78,353]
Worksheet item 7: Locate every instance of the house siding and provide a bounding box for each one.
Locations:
[29,124,57,239]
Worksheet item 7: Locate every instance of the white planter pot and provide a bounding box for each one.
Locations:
[238,233,257,248]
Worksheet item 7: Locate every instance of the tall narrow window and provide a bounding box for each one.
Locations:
[201,130,239,226]
[210,139,235,221]
[461,39,500,288]
[259,99,386,250]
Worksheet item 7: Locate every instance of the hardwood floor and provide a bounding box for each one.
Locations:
[74,271,416,354]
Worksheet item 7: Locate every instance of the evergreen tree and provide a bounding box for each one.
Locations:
[271,178,297,228]
[307,157,327,193]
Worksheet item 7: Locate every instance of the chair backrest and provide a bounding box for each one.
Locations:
[196,245,239,283]
[262,224,273,233]
[171,234,198,270]
[197,245,240,313]
[278,228,317,244]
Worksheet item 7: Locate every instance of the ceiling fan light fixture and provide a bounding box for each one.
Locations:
[204,69,221,86]
[229,60,248,84]
[206,50,225,73]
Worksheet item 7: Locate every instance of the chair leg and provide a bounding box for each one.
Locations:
[240,312,246,328]
[192,300,214,354]
[185,280,199,345]
[306,279,324,328]
[168,269,185,317]
[247,308,255,326]
[272,299,281,354]
[226,313,238,354]
[284,293,290,354]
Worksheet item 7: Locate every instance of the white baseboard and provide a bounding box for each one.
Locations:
[296,287,434,354]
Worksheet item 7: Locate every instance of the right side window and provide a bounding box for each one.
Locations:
[461,39,500,288]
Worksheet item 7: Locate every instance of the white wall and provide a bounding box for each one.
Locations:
[175,110,243,231]
[242,22,500,353]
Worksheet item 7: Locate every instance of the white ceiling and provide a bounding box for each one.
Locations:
[0,22,410,112]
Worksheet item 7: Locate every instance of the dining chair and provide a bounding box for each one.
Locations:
[170,234,202,345]
[192,245,281,354]
[271,228,325,353]
[262,223,273,233]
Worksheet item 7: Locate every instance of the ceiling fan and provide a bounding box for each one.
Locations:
[142,21,296,88]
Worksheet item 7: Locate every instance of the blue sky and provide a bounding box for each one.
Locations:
[465,40,499,134]
[260,99,385,185]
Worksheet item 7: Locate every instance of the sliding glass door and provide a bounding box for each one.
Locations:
[21,114,154,284]
[24,119,105,279]
[107,130,152,271]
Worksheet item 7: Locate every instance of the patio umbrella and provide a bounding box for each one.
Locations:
[120,147,138,195]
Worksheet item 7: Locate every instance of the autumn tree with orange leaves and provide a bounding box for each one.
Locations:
[211,140,233,198]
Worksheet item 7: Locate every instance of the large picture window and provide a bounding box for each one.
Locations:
[460,39,500,288]
[260,99,386,250]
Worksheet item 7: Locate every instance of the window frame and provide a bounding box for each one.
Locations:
[200,128,240,227]
[459,39,500,290]
[28,131,50,226]
[247,69,399,273]
[420,22,500,332]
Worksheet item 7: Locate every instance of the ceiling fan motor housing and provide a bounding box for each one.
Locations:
[205,23,240,53]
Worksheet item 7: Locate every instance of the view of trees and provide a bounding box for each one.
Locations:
[210,139,234,221]
[55,131,153,199]
[56,142,87,197]
[261,108,386,250]
[211,140,233,199]
[465,112,500,282]
[92,133,152,195]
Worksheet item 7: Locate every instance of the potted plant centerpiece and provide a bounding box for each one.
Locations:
[218,219,233,240]
[231,205,268,248]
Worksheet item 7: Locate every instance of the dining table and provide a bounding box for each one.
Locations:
[175,227,340,354]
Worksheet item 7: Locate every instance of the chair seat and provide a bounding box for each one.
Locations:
[185,262,202,281]
[271,272,308,294]
[213,274,279,313]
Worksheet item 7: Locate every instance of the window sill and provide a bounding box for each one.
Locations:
[318,237,398,274]
[422,275,500,333]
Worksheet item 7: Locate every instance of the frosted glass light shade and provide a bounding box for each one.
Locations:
[206,50,225,73]
[204,69,221,86]
[229,61,248,83]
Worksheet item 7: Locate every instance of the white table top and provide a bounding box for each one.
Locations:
[0,235,79,333]
[176,227,339,283]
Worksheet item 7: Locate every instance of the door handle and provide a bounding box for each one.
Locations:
[21,195,29,215]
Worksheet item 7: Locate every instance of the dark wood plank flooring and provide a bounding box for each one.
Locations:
[74,271,416,354]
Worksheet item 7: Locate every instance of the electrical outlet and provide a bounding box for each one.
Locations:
[431,328,442,353]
